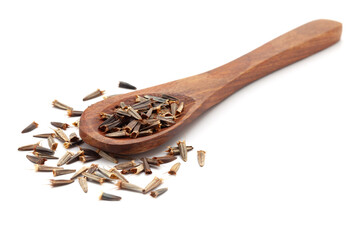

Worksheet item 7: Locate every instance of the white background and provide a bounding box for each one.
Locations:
[1,0,359,239]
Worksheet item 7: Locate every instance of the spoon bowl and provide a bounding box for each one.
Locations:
[80,19,342,155]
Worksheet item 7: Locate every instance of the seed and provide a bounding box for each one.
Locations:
[96,149,118,164]
[118,81,137,90]
[141,158,152,175]
[168,162,181,175]
[26,155,47,165]
[138,129,153,137]
[21,121,38,133]
[99,192,121,201]
[52,100,73,110]
[161,94,178,101]
[57,151,74,166]
[166,146,193,155]
[83,89,105,101]
[78,176,88,193]
[33,152,58,159]
[18,142,40,151]
[50,122,69,130]
[53,169,76,177]
[170,101,178,116]
[114,108,131,117]
[99,119,122,132]
[33,133,55,139]
[130,122,141,138]
[34,146,55,155]
[113,160,136,170]
[70,166,90,180]
[35,165,63,172]
[176,102,184,114]
[79,155,101,163]
[105,130,129,138]
[116,180,143,193]
[47,136,58,151]
[109,168,129,183]
[63,140,83,149]
[82,172,105,184]
[150,188,168,198]
[98,167,118,179]
[79,147,100,157]
[152,155,177,164]
[130,163,144,174]
[67,109,83,117]
[127,107,142,120]
[69,132,80,143]
[53,128,69,142]
[177,140,187,162]
[50,179,74,187]
[87,164,98,174]
[144,95,167,103]
[66,150,84,164]
[197,150,206,167]
[146,158,161,166]
[119,102,127,109]
[142,176,163,194]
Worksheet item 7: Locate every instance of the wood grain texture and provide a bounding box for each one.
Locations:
[79,19,342,155]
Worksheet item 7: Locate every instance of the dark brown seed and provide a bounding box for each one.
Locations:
[130,122,141,139]
[138,129,153,137]
[50,179,74,187]
[99,119,122,132]
[67,109,83,117]
[130,164,144,174]
[114,160,137,170]
[124,119,138,133]
[35,165,63,172]
[127,107,142,120]
[99,192,121,201]
[53,169,76,177]
[105,130,129,138]
[21,121,38,133]
[33,152,59,159]
[79,147,100,157]
[118,81,137,90]
[50,122,69,130]
[26,155,47,165]
[83,89,105,101]
[33,133,55,139]
[79,155,101,163]
[18,143,40,151]
[152,155,177,164]
[47,136,58,151]
[162,94,179,101]
[52,100,73,110]
[66,150,84,164]
[63,140,83,149]
[141,158,152,175]
[34,146,55,155]
[166,146,193,155]
[150,188,168,198]
[146,158,161,166]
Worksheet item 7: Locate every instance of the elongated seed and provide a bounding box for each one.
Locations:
[197,150,206,167]
[51,122,69,130]
[47,136,58,151]
[168,162,181,175]
[35,165,63,172]
[152,155,177,164]
[130,163,144,174]
[18,143,40,151]
[116,180,143,193]
[99,192,121,201]
[52,100,73,110]
[79,155,101,163]
[143,176,163,194]
[177,140,187,162]
[113,160,136,170]
[63,140,83,149]
[83,89,105,101]
[53,169,76,177]
[66,150,84,164]
[176,102,184,114]
[109,168,129,183]
[87,164,98,174]
[33,152,58,159]
[69,132,80,142]
[78,176,88,193]
[118,81,137,90]
[166,146,193,155]
[170,101,178,116]
[79,147,100,157]
[26,155,47,165]
[70,166,90,180]
[54,128,69,142]
[33,133,55,139]
[105,130,129,138]
[130,123,140,138]
[146,158,161,166]
[141,158,152,174]
[127,107,142,120]
[150,188,168,198]
[67,109,83,117]
[96,149,118,164]
[57,151,74,166]
[138,129,153,137]
[50,179,74,187]
[34,146,55,155]
[82,172,105,184]
[98,167,118,179]
[21,121,38,133]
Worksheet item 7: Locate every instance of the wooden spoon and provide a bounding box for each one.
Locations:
[79,19,342,155]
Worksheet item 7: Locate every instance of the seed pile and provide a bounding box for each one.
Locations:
[98,94,184,139]
[18,81,206,201]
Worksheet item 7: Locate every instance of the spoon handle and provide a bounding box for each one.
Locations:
[173,19,342,108]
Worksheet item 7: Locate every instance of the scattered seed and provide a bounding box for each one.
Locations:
[109,168,129,183]
[54,128,69,142]
[166,146,193,155]
[52,100,73,110]
[83,89,105,101]
[197,150,206,167]
[152,155,177,164]
[53,169,76,177]
[79,155,101,163]
[26,155,47,165]
[150,188,168,198]
[33,133,55,139]
[21,121,38,133]
[96,149,118,164]
[87,164,98,174]
[50,122,69,130]
[70,166,90,180]
[99,192,121,201]
[78,176,88,193]
[130,163,144,175]
[35,165,63,172]
[113,160,136,170]
[63,140,83,149]
[82,172,105,184]
[141,158,152,175]
[143,176,163,194]
[177,140,187,162]
[50,179,74,187]
[168,162,181,175]
[33,152,58,159]
[57,151,74,166]
[69,132,80,143]
[66,150,84,164]
[67,109,83,117]
[47,136,58,151]
[18,143,40,151]
[118,81,137,90]
[34,146,55,155]
[116,180,143,193]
